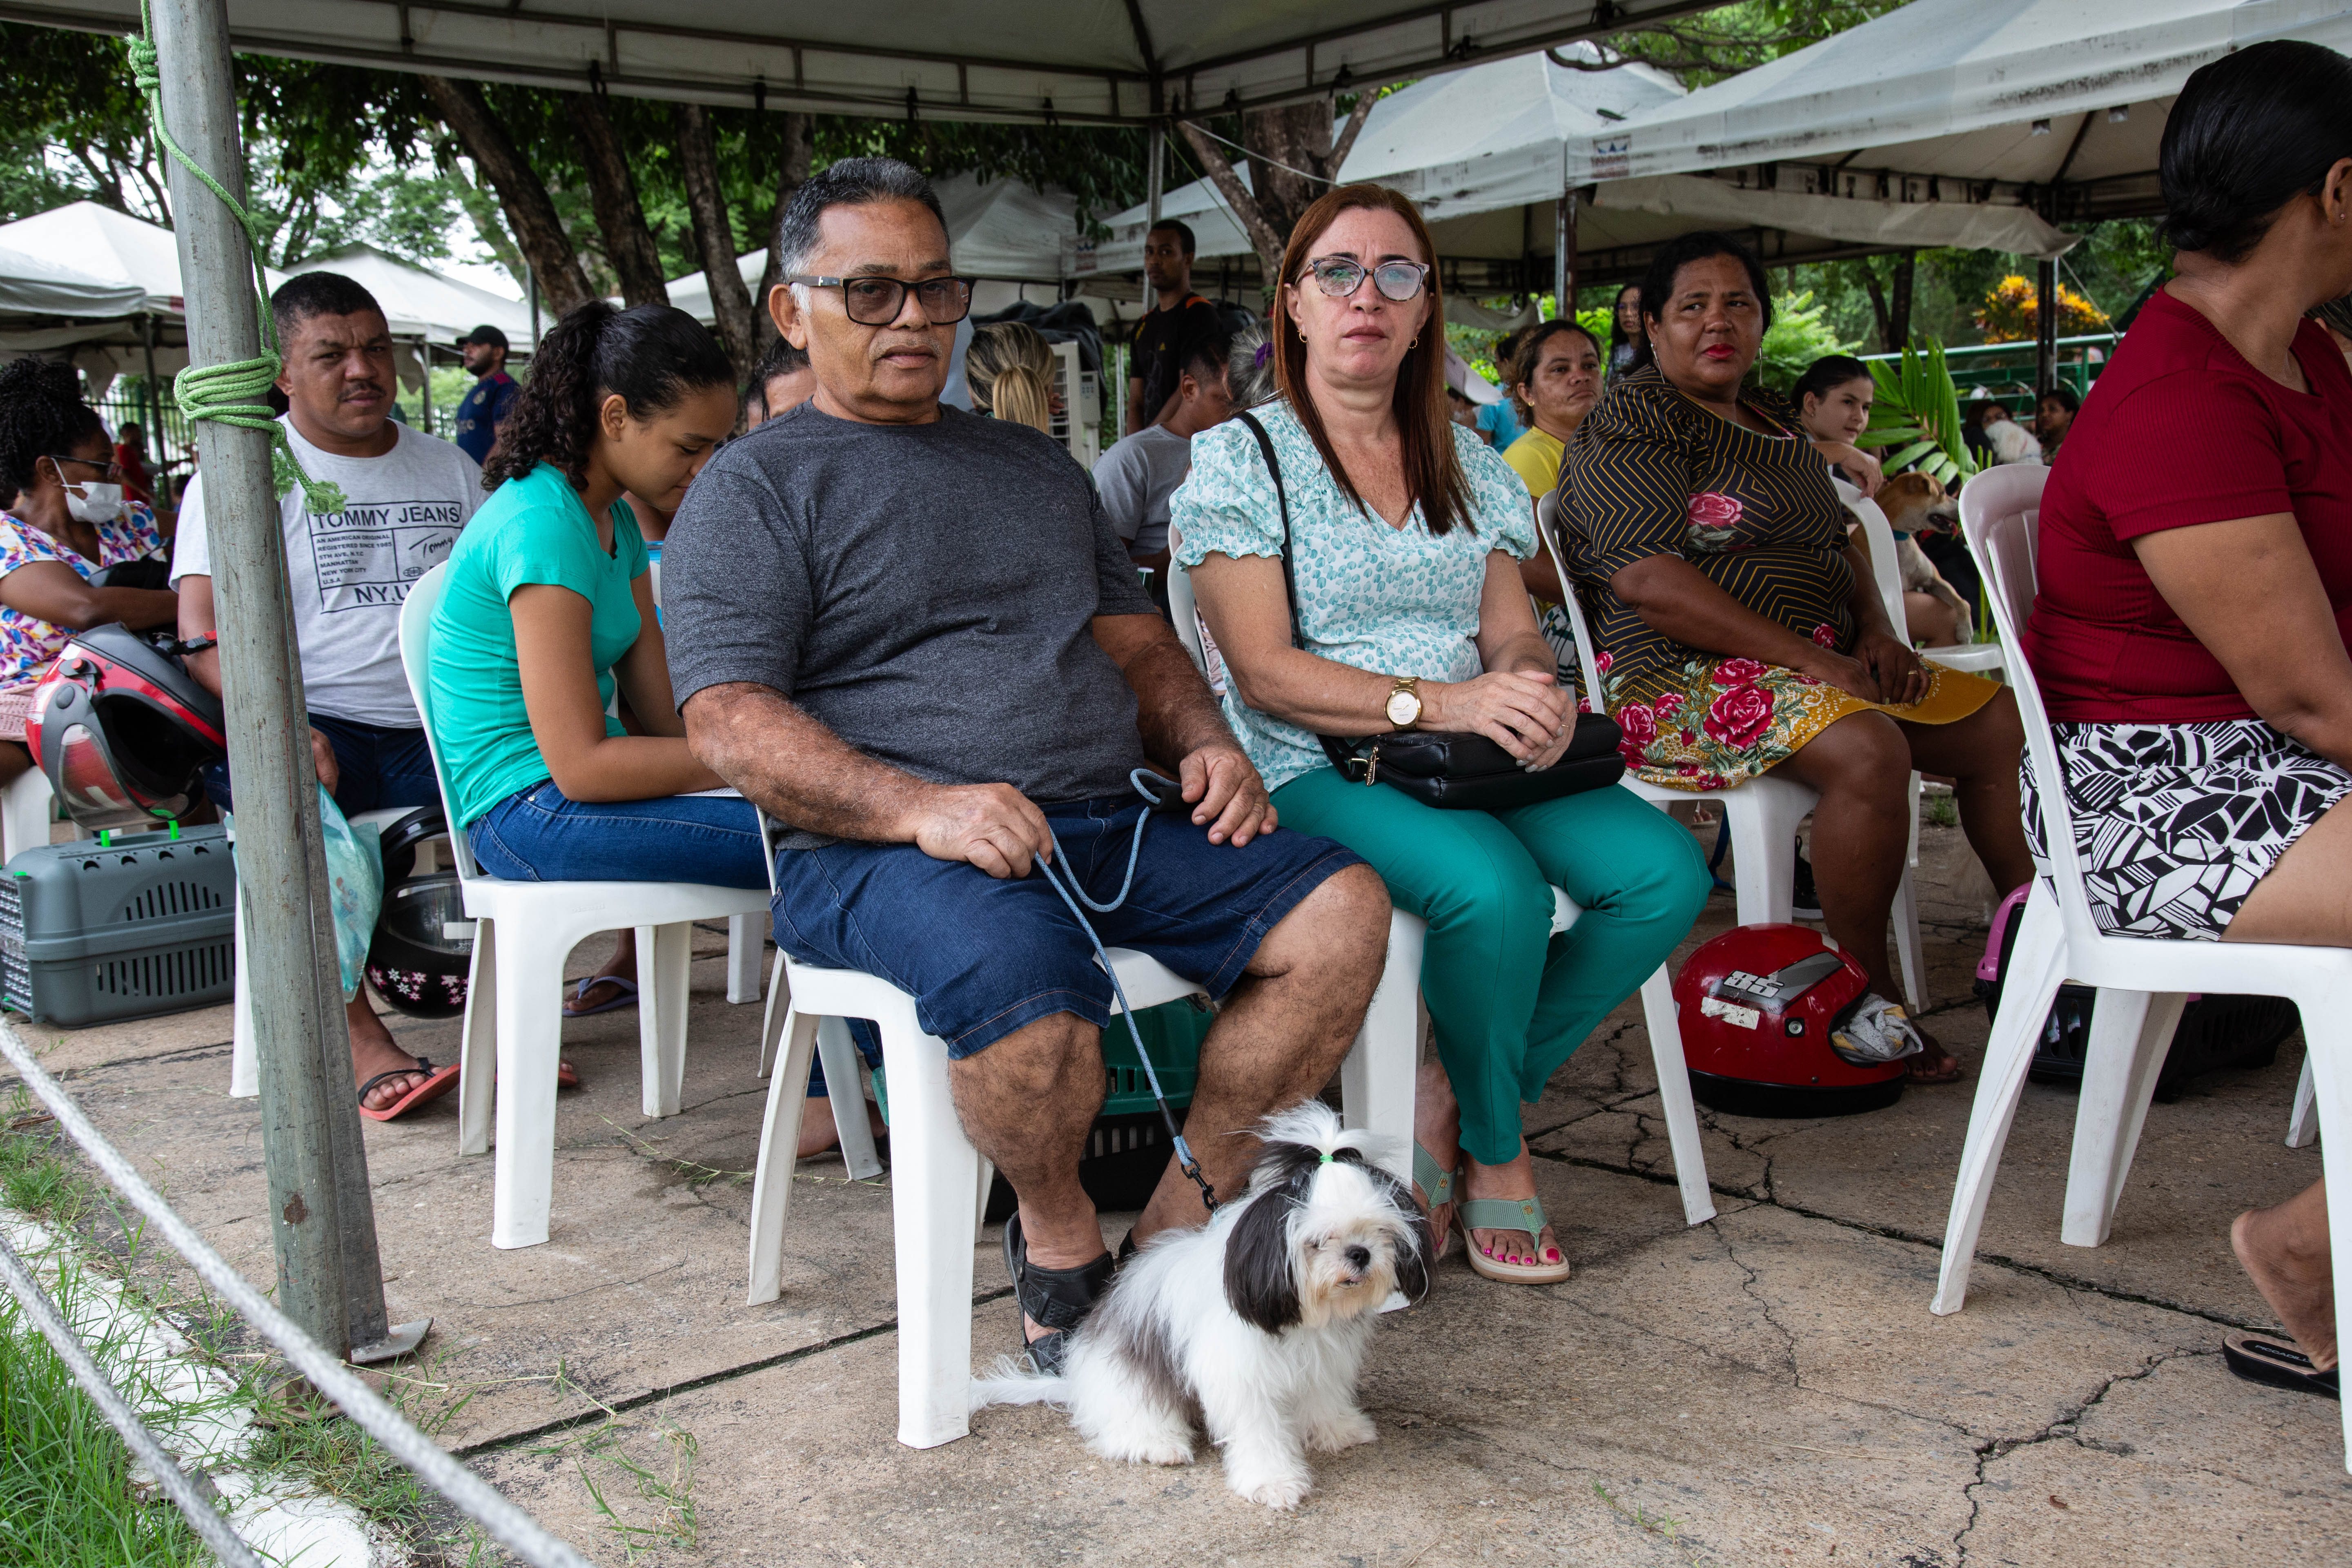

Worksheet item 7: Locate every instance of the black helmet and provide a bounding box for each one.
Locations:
[364,805,472,1018]
[27,625,225,831]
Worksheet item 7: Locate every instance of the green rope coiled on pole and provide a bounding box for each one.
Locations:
[127,1,346,517]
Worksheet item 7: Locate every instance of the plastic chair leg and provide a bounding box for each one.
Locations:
[1893,867,1928,1013]
[456,916,497,1158]
[757,952,789,1078]
[1726,788,1807,924]
[2289,1054,2319,1149]
[1931,891,2068,1314]
[639,920,693,1118]
[975,1155,996,1232]
[726,911,762,1004]
[1339,906,1425,1188]
[2297,1015,2352,1471]
[490,921,568,1249]
[876,998,981,1448]
[229,888,258,1099]
[817,1016,884,1180]
[1639,964,1715,1226]
[2062,990,2185,1249]
[0,768,52,862]
[746,1008,822,1304]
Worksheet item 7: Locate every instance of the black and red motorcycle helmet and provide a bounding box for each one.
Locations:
[1675,922,1906,1117]
[364,805,472,1019]
[27,624,225,832]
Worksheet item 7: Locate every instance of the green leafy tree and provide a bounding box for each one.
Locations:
[1751,290,1854,394]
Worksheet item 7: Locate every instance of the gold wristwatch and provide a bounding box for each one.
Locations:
[1384,675,1423,729]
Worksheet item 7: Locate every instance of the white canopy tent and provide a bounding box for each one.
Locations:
[281,242,531,348]
[1566,0,2352,224]
[0,245,147,320]
[9,0,1720,123]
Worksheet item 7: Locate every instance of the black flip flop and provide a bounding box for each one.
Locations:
[2224,1333,2341,1400]
[1002,1212,1112,1376]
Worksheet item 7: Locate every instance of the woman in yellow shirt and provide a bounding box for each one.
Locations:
[1506,319,1604,608]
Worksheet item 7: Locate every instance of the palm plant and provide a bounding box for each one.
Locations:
[1858,338,1978,486]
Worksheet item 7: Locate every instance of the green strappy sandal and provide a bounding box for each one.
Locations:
[1414,1144,1459,1262]
[1460,1193,1572,1284]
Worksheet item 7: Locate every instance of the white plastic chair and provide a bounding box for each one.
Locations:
[1164,554,1716,1226]
[0,768,65,864]
[1849,485,2007,679]
[1536,499,1928,1010]
[396,564,770,1249]
[1937,476,2352,1472]
[740,800,1426,1448]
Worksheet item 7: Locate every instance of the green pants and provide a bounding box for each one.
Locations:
[1274,770,1710,1166]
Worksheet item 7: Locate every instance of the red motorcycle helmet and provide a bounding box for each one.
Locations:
[1675,922,1905,1117]
[27,625,226,833]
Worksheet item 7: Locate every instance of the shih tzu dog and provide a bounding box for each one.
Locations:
[972,1102,1430,1509]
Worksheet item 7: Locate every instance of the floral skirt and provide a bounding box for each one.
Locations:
[2020,719,2352,941]
[1607,655,2002,791]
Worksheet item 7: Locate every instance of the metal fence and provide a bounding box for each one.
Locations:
[0,1021,593,1568]
[91,378,196,507]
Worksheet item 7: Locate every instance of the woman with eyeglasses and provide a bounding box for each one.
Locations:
[0,357,177,779]
[1174,185,1709,1286]
[426,302,765,1040]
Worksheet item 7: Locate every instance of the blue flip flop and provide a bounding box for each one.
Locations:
[564,976,638,1017]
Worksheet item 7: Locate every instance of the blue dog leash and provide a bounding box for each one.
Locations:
[1030,768,1220,1215]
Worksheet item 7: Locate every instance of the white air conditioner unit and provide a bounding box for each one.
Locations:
[1049,339,1100,469]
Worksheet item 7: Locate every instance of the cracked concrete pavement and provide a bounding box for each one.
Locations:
[8,817,2348,1565]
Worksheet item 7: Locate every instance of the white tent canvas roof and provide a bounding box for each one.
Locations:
[281,242,531,346]
[0,244,148,319]
[1567,0,2352,222]
[7,0,1711,124]
[0,200,268,316]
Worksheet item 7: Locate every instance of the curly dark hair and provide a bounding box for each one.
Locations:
[0,357,106,500]
[482,301,736,490]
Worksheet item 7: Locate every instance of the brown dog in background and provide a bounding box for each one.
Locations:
[1873,471,1973,647]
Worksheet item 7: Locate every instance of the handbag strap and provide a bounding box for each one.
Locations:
[1233,409,1307,653]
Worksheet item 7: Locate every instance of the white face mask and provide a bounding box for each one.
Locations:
[63,480,124,525]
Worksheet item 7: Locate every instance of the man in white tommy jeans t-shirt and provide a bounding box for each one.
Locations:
[172,271,482,1116]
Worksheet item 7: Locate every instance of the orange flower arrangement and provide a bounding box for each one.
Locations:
[1975,274,2109,342]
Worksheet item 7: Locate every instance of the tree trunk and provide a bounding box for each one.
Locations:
[1861,259,1893,354]
[753,112,815,350]
[567,90,668,307]
[421,75,594,316]
[1887,250,1916,354]
[1175,93,1375,292]
[675,102,757,379]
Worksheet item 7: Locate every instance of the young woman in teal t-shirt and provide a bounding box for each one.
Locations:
[428,302,764,1017]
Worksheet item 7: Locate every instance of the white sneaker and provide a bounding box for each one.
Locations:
[1831,994,1924,1066]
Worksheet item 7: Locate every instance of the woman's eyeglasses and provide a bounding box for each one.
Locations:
[48,454,122,481]
[788,275,976,325]
[1302,257,1431,303]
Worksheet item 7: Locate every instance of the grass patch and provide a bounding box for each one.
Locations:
[1925,790,1960,828]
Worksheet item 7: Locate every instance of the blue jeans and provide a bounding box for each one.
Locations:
[204,711,439,817]
[771,793,1362,1058]
[469,781,767,887]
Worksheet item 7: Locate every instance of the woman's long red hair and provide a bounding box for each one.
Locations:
[1272,183,1474,535]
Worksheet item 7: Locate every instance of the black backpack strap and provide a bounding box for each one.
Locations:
[1232,409,1304,652]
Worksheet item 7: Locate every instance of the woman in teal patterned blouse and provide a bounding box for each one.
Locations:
[1173,185,1708,1287]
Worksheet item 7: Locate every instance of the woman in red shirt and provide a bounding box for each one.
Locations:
[2023,39,2352,1399]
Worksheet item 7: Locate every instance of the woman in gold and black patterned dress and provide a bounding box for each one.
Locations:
[1559,232,2032,1082]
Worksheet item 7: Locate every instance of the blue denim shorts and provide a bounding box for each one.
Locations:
[470,781,767,888]
[205,712,439,817]
[771,795,1361,1058]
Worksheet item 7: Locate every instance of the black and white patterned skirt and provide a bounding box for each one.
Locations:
[2020,719,2352,941]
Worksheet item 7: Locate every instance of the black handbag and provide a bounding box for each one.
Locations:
[1231,410,1625,812]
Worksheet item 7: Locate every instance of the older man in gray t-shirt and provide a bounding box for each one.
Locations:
[662,158,1386,1377]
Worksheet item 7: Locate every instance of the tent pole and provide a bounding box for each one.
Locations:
[2035,258,2057,405]
[1147,125,1165,224]
[416,339,432,438]
[1554,189,1577,318]
[152,0,398,1362]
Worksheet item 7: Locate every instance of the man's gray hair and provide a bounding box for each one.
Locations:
[773,157,949,279]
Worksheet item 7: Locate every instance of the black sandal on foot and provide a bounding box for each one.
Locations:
[2225,1333,2341,1400]
[1002,1212,1112,1376]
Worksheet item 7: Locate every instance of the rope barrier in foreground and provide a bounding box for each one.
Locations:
[0,1227,266,1568]
[0,1022,594,1568]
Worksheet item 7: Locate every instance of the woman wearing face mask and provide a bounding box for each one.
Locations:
[427,302,764,906]
[1607,283,1648,377]
[0,359,177,780]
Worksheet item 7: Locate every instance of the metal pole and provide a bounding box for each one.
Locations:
[1555,188,1579,319]
[138,313,171,510]
[151,0,396,1362]
[416,339,432,437]
[1147,125,1165,224]
[2035,258,2058,407]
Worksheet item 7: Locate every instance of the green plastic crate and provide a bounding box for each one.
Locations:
[0,824,236,1027]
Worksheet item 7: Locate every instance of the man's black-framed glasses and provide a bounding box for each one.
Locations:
[1303,257,1431,303]
[789,274,976,325]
